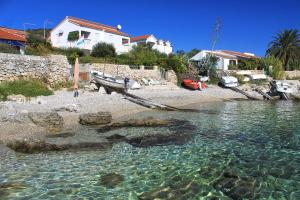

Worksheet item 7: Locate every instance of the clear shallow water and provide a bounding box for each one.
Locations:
[1,101,300,199]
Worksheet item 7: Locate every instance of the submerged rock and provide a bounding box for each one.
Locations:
[127,131,194,147]
[100,173,124,188]
[212,169,259,200]
[6,138,112,153]
[79,112,112,125]
[139,178,200,200]
[0,182,27,198]
[102,118,196,147]
[97,117,171,133]
[28,111,64,132]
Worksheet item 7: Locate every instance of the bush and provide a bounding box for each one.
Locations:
[162,55,187,73]
[0,43,20,54]
[91,42,116,58]
[51,80,73,91]
[67,31,79,42]
[237,58,262,70]
[27,33,51,48]
[25,44,51,56]
[0,79,53,101]
[261,56,285,79]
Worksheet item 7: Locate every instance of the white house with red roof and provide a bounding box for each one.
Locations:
[190,50,256,70]
[50,16,131,54]
[130,34,172,55]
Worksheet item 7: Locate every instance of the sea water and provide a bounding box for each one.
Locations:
[0,101,299,199]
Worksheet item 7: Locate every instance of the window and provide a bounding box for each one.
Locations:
[122,38,129,45]
[229,60,237,65]
[58,31,63,37]
[81,31,90,39]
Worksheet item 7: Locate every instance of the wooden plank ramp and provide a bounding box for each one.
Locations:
[255,88,274,100]
[229,87,260,100]
[123,92,200,112]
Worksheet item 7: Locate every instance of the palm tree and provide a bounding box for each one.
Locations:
[266,29,300,70]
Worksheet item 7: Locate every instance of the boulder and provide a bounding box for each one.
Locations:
[100,173,124,188]
[6,137,112,153]
[28,111,64,132]
[79,112,112,125]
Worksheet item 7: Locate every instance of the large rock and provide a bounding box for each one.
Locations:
[28,111,64,132]
[7,137,112,153]
[79,112,112,125]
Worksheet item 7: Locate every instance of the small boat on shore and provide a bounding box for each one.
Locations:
[91,73,126,93]
[220,76,238,88]
[183,79,199,90]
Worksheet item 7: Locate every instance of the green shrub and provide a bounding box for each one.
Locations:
[67,31,79,41]
[91,42,116,58]
[261,56,285,79]
[0,79,53,101]
[237,58,262,70]
[0,43,20,54]
[27,33,50,48]
[25,44,51,56]
[228,63,238,70]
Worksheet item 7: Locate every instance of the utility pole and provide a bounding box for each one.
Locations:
[43,19,53,39]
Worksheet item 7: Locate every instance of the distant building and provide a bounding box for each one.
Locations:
[50,16,131,54]
[50,16,173,55]
[130,34,172,55]
[190,50,256,71]
[0,27,26,50]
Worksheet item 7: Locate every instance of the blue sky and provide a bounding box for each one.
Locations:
[1,0,300,56]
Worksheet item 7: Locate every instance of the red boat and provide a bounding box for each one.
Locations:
[183,79,199,90]
[183,79,207,90]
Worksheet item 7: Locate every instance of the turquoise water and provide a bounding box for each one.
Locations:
[1,101,300,199]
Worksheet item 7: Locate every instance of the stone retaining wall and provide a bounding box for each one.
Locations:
[285,70,300,79]
[83,63,177,84]
[0,53,70,85]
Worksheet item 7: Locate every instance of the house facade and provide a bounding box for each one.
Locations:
[50,17,173,55]
[130,34,172,55]
[50,16,131,54]
[190,50,256,71]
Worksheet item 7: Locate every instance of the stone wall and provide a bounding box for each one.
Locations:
[285,70,300,79]
[0,53,70,85]
[83,63,177,85]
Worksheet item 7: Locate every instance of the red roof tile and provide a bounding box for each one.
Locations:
[67,16,129,37]
[130,34,152,42]
[220,50,256,59]
[0,27,26,42]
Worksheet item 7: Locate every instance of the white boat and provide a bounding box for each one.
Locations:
[220,76,238,88]
[92,74,125,92]
[274,81,293,94]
